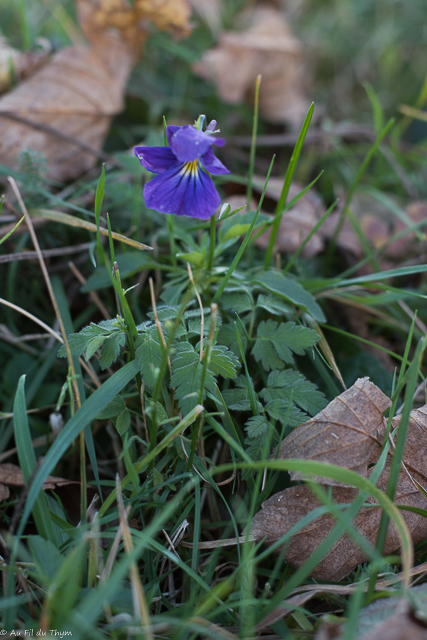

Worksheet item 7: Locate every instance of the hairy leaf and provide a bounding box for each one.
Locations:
[253,270,325,321]
[135,327,163,391]
[252,319,319,371]
[261,369,328,415]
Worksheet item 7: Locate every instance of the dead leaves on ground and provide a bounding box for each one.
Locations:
[194,5,309,126]
[0,0,191,182]
[250,377,427,580]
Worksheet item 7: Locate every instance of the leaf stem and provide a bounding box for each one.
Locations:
[208,212,216,272]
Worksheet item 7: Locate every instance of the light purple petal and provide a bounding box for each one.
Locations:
[200,147,230,175]
[166,125,181,146]
[143,162,221,220]
[134,146,177,174]
[169,125,225,162]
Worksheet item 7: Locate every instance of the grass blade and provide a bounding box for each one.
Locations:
[264,102,314,268]
[13,376,56,544]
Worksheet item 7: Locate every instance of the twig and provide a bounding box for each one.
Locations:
[0,111,119,165]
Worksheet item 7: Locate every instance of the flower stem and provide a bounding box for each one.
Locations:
[166,214,177,266]
[208,212,216,271]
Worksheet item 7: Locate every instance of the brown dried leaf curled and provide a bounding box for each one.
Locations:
[250,463,427,581]
[194,6,309,126]
[277,377,391,484]
[0,0,192,183]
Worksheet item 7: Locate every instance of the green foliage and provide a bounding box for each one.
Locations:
[252,319,319,371]
[171,340,238,415]
[244,415,279,469]
[261,369,328,415]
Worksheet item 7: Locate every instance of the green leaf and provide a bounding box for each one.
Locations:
[261,369,327,415]
[13,377,56,544]
[95,395,126,419]
[208,344,239,378]
[256,293,293,317]
[85,334,108,360]
[222,386,264,413]
[171,343,214,415]
[19,361,140,537]
[217,323,247,358]
[244,415,278,474]
[28,536,64,584]
[254,271,325,322]
[116,409,131,436]
[220,290,254,314]
[263,399,308,426]
[252,319,319,371]
[135,327,163,391]
[99,331,126,369]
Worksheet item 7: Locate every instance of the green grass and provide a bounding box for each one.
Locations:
[2,0,427,638]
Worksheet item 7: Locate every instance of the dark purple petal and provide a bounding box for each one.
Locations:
[169,125,225,162]
[143,162,221,220]
[166,125,181,146]
[200,147,230,175]
[134,146,177,174]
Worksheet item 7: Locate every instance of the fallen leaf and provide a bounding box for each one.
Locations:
[0,0,191,183]
[0,35,51,94]
[252,178,326,258]
[251,462,427,581]
[249,379,427,580]
[194,6,309,126]
[277,377,391,484]
[0,462,78,491]
[315,590,427,639]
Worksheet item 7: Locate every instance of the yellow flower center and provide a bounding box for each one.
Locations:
[181,160,199,176]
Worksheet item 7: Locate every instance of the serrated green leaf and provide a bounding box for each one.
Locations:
[57,321,120,359]
[256,293,293,317]
[264,399,307,426]
[85,334,108,361]
[261,369,328,415]
[99,331,126,369]
[220,291,254,314]
[171,343,213,415]
[253,271,325,322]
[222,388,252,411]
[252,319,319,371]
[135,328,163,391]
[217,323,247,359]
[116,409,131,436]
[208,344,239,378]
[244,415,278,477]
[95,395,126,420]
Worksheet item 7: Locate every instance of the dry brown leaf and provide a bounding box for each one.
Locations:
[277,377,391,484]
[252,178,326,258]
[249,379,427,580]
[0,0,191,183]
[356,601,427,640]
[0,462,78,492]
[315,598,427,640]
[194,6,309,126]
[0,36,51,94]
[250,462,427,581]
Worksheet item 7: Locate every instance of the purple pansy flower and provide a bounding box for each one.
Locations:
[134,123,230,220]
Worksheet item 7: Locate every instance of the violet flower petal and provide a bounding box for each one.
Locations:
[166,125,181,146]
[143,162,221,220]
[134,146,177,174]
[169,125,225,162]
[200,147,230,175]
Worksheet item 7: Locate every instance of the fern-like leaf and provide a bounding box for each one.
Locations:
[252,319,319,371]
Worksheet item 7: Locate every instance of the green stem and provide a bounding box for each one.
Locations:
[207,213,216,272]
[166,214,177,266]
[247,75,262,208]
